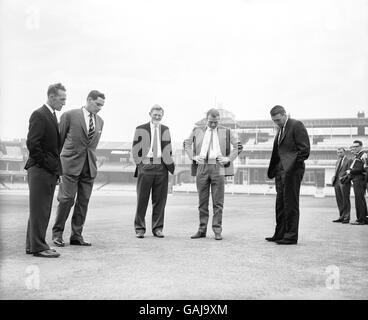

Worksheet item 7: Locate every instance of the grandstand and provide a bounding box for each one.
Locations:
[1,110,368,194]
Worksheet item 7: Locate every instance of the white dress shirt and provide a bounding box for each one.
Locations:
[147,122,162,158]
[82,107,95,132]
[199,127,222,160]
[45,103,55,115]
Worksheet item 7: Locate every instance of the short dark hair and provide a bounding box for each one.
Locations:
[353,140,363,146]
[47,83,66,97]
[270,105,286,116]
[87,90,105,101]
[206,108,220,118]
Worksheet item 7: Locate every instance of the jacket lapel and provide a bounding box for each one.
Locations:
[79,108,88,138]
[279,119,291,145]
[218,127,226,156]
[196,127,206,155]
[42,105,59,131]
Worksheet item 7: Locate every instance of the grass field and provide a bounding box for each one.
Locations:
[0,191,367,299]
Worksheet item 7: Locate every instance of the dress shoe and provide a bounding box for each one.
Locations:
[153,230,164,238]
[350,221,368,225]
[136,232,145,238]
[214,233,222,240]
[70,239,92,246]
[265,237,280,242]
[191,231,206,239]
[341,220,350,224]
[275,239,297,245]
[26,249,31,254]
[53,238,65,247]
[33,249,60,258]
[332,219,342,223]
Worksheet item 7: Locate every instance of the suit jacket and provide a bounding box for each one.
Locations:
[348,151,367,180]
[132,122,175,177]
[24,105,62,175]
[332,156,350,185]
[59,108,104,178]
[184,125,243,176]
[267,118,310,179]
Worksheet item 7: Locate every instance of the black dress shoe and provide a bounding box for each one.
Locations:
[214,233,222,240]
[341,220,350,224]
[191,231,206,239]
[136,232,145,238]
[70,239,92,246]
[33,249,60,258]
[26,249,32,254]
[275,239,297,245]
[153,230,164,238]
[350,221,367,225]
[332,219,342,223]
[53,238,65,247]
[265,237,280,242]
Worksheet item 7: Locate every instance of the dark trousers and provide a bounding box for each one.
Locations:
[26,166,58,253]
[134,163,168,234]
[196,164,225,234]
[333,182,351,221]
[274,163,304,242]
[52,159,94,241]
[351,176,368,223]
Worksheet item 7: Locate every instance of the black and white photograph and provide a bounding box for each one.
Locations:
[0,0,367,308]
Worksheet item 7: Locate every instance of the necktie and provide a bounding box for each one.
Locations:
[278,126,283,145]
[205,129,214,160]
[52,111,58,125]
[88,113,95,141]
[153,125,158,158]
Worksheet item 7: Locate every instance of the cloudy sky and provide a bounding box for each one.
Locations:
[0,0,367,142]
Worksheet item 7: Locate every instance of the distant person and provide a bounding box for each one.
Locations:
[132,105,175,238]
[52,90,105,247]
[346,140,368,225]
[331,147,351,223]
[266,105,310,245]
[184,108,242,240]
[25,83,66,258]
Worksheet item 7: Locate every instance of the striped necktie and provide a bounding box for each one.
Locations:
[88,113,95,141]
[152,124,158,158]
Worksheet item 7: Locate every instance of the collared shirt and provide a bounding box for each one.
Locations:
[82,107,95,132]
[277,117,288,143]
[199,127,222,159]
[147,122,162,158]
[45,103,55,115]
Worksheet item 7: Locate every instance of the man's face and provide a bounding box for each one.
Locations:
[149,109,163,124]
[350,143,362,155]
[337,149,345,158]
[49,90,66,111]
[207,116,219,130]
[271,113,287,128]
[86,97,104,114]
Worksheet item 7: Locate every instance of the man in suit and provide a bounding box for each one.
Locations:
[266,105,310,245]
[25,83,66,258]
[331,147,351,223]
[52,90,105,247]
[346,140,368,225]
[132,105,175,238]
[184,108,242,240]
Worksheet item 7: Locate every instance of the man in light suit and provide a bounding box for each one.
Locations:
[331,147,351,223]
[184,108,243,240]
[25,83,66,258]
[266,105,310,245]
[52,90,105,247]
[132,105,175,238]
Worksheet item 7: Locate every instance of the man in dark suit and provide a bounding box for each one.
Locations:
[346,140,368,225]
[52,90,105,247]
[331,147,351,223]
[25,83,66,258]
[132,105,175,238]
[266,105,310,245]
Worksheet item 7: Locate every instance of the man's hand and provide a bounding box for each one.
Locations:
[217,156,230,165]
[193,155,205,164]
